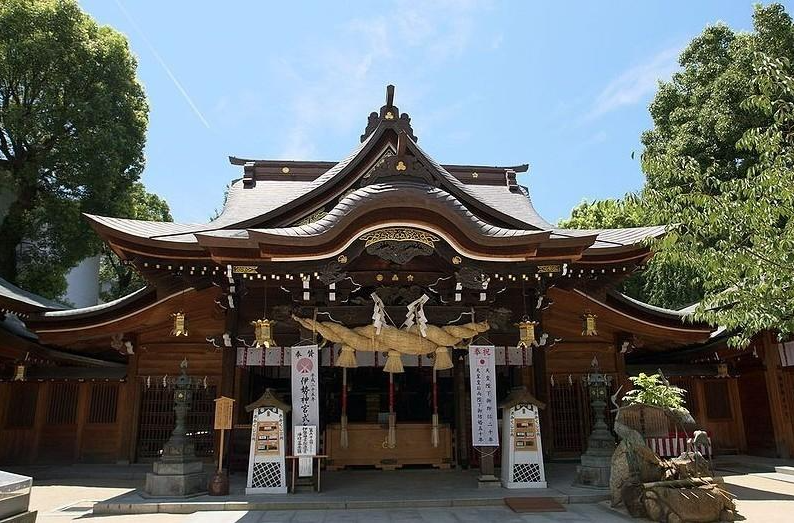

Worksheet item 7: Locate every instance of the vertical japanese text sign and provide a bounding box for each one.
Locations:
[469,345,499,447]
[291,344,319,430]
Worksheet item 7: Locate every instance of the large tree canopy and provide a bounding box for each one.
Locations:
[642,3,794,345]
[99,182,171,302]
[0,0,148,299]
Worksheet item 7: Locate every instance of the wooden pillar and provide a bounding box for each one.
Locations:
[453,354,469,468]
[31,382,48,463]
[533,347,551,456]
[74,382,90,461]
[727,378,747,453]
[216,276,240,468]
[119,348,141,463]
[761,332,794,458]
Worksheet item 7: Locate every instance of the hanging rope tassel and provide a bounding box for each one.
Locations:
[337,344,358,368]
[387,372,397,448]
[383,350,404,374]
[341,367,349,448]
[431,367,439,448]
[433,347,453,370]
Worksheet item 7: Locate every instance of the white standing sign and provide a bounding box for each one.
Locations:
[293,425,317,477]
[291,344,319,429]
[469,344,499,447]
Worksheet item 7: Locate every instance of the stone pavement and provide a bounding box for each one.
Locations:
[14,455,794,522]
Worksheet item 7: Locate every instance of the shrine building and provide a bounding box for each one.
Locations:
[1,86,790,472]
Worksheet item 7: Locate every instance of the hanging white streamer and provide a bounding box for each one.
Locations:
[371,292,386,334]
[403,294,430,337]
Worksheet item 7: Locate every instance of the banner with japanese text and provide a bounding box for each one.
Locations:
[291,345,319,430]
[469,344,499,447]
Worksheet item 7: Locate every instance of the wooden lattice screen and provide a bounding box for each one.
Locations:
[88,383,119,424]
[136,383,217,461]
[547,374,617,457]
[47,383,79,425]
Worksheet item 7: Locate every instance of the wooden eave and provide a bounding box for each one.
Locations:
[546,287,711,347]
[26,287,219,345]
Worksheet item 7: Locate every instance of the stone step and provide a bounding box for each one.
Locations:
[774,466,794,476]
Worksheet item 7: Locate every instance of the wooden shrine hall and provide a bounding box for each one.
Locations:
[0,86,722,470]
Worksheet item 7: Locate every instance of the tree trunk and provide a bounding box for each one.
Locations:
[0,200,24,284]
[0,166,38,284]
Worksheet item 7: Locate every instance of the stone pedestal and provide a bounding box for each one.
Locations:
[145,460,206,497]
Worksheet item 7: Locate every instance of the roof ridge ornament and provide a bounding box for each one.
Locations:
[360,85,417,143]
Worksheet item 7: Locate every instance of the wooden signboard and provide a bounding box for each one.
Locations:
[214,396,235,430]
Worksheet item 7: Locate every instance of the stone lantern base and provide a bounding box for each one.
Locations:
[145,460,206,497]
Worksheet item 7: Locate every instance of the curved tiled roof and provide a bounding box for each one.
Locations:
[0,276,67,314]
[244,181,550,242]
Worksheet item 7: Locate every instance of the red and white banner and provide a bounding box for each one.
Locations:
[469,345,499,447]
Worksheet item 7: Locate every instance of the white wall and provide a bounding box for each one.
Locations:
[64,255,100,308]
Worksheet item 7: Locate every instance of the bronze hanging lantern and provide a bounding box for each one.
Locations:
[516,318,538,349]
[582,312,598,336]
[171,311,188,337]
[13,363,26,381]
[251,319,277,348]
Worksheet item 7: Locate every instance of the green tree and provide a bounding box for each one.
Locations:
[558,195,704,309]
[642,3,794,346]
[99,182,172,302]
[0,0,148,299]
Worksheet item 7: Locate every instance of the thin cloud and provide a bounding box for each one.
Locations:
[587,46,682,120]
[114,0,211,129]
[269,0,490,159]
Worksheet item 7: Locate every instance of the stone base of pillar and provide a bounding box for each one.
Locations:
[477,474,501,489]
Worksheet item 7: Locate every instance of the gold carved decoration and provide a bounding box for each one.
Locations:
[452,256,462,265]
[385,111,395,120]
[294,209,328,227]
[232,266,258,274]
[396,160,407,171]
[360,228,439,248]
[376,274,384,282]
[537,264,562,274]
[281,166,290,174]
[338,254,348,264]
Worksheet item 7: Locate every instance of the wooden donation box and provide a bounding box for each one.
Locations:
[245,389,290,494]
[326,422,452,470]
[500,387,547,488]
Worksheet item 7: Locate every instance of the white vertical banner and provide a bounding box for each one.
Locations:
[291,345,319,429]
[469,345,499,447]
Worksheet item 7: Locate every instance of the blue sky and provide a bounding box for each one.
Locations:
[79,1,785,225]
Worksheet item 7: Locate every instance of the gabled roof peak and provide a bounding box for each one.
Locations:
[360,85,417,143]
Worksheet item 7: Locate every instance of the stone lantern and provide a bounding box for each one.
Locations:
[145,359,207,497]
[574,356,615,488]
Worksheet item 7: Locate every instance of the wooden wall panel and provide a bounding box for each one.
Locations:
[136,344,223,379]
[545,343,617,374]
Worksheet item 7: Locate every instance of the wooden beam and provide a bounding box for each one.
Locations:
[762,332,794,458]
